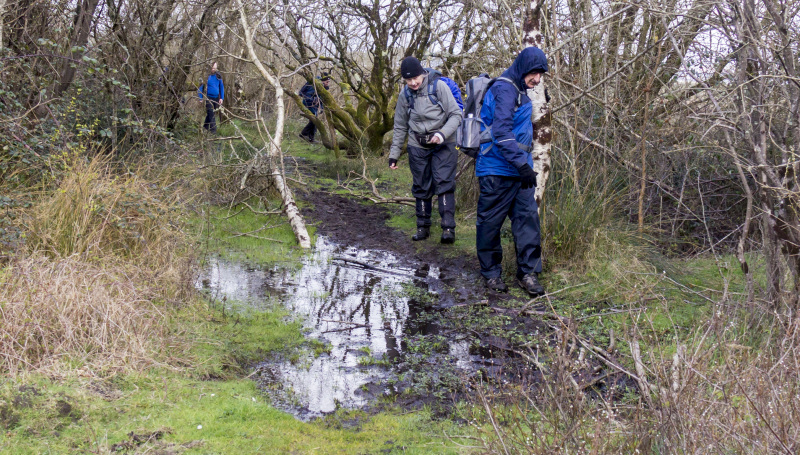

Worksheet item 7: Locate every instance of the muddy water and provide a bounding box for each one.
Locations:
[197,236,471,419]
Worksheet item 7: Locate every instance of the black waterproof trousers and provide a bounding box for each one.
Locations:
[203,96,220,133]
[300,106,318,140]
[407,142,457,229]
[300,120,317,140]
[476,175,542,279]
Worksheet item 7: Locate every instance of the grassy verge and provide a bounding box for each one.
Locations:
[1,304,472,454]
[0,134,479,454]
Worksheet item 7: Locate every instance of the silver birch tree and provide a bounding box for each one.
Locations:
[522,0,552,211]
[237,0,311,249]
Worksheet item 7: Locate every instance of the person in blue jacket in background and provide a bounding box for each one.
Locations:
[198,62,224,134]
[298,73,331,143]
[476,47,548,296]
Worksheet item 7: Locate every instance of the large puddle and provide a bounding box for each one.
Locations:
[197,236,472,419]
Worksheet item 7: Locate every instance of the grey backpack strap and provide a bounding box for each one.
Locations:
[493,77,522,106]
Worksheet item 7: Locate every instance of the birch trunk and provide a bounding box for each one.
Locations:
[237,0,311,249]
[522,0,552,211]
[0,0,5,50]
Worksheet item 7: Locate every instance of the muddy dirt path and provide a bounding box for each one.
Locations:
[199,186,633,420]
[298,188,636,410]
[301,189,493,305]
[293,189,539,407]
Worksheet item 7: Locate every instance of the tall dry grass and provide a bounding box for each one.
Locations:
[0,153,194,377]
[25,155,180,261]
[0,255,175,376]
[466,289,800,453]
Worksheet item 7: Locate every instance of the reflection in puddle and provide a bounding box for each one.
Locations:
[197,236,469,419]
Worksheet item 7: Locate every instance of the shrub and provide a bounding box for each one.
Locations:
[542,169,628,269]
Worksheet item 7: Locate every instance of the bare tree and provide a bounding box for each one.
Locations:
[0,0,6,49]
[52,0,101,98]
[727,0,800,306]
[237,0,311,248]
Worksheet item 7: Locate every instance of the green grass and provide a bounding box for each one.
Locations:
[0,298,476,454]
[180,304,307,378]
[190,200,315,266]
[1,373,474,454]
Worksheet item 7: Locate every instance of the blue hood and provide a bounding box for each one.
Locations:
[500,47,548,91]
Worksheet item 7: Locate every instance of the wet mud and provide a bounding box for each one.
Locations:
[199,188,635,420]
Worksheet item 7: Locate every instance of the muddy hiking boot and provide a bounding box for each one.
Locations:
[518,273,545,297]
[440,228,455,244]
[412,227,430,241]
[485,276,508,292]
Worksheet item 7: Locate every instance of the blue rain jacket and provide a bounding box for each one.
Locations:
[476,47,548,177]
[300,81,327,110]
[198,73,224,100]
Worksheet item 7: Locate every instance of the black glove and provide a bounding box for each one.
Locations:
[389,158,398,167]
[518,164,537,189]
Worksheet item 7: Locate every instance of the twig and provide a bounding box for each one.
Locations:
[331,256,415,278]
[515,282,589,315]
[239,200,282,216]
[321,324,368,333]
[480,388,511,455]
[575,307,647,321]
[320,319,367,325]
[206,135,243,142]
[285,176,307,186]
[232,233,285,242]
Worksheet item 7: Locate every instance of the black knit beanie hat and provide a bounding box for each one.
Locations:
[400,57,425,79]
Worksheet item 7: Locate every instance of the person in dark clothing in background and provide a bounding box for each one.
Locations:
[475,47,548,296]
[389,56,462,244]
[298,73,331,143]
[198,62,224,134]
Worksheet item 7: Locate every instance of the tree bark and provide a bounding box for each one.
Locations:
[523,0,551,212]
[53,0,101,98]
[238,0,311,249]
[0,0,6,50]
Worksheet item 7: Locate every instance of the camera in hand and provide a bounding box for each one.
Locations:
[415,132,436,148]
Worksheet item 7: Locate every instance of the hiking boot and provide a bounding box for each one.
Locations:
[485,276,508,292]
[440,228,455,244]
[412,227,430,241]
[518,273,545,297]
[298,133,314,143]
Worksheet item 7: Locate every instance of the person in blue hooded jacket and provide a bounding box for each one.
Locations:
[475,47,548,296]
[198,62,224,134]
[297,73,331,142]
